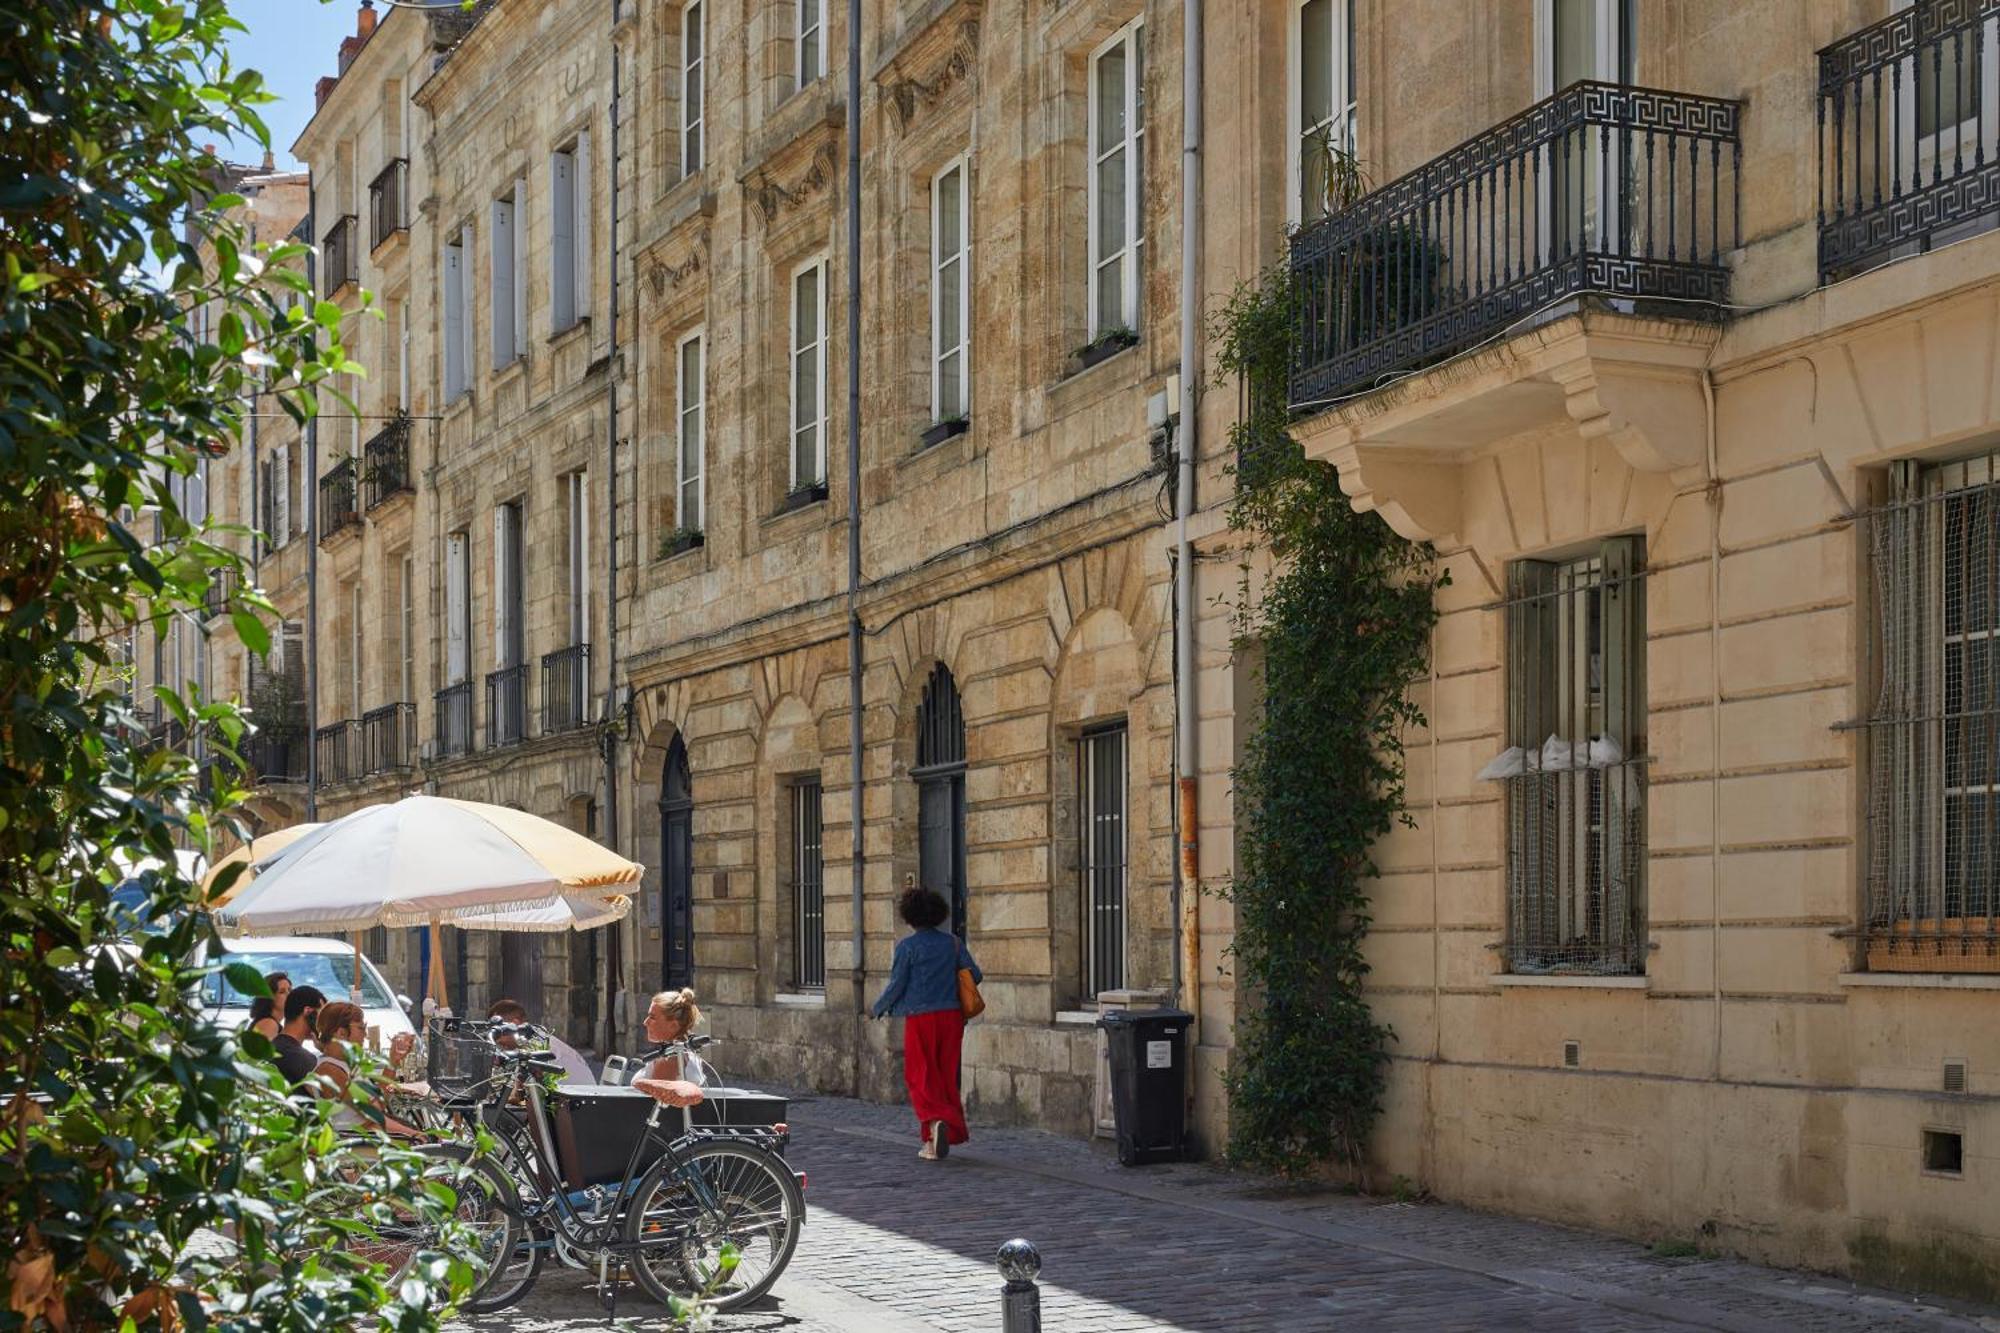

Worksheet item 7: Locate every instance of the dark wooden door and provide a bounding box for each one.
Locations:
[661,735,694,988]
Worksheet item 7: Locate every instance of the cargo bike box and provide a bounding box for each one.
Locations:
[550,1084,788,1189]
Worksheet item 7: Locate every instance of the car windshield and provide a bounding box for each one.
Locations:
[204,949,396,1010]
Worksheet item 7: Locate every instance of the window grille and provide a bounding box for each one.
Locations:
[791,779,825,989]
[1860,454,2000,972]
[1502,537,1647,974]
[1080,724,1127,997]
[914,663,968,938]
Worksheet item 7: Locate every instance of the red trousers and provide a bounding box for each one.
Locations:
[901,1008,969,1145]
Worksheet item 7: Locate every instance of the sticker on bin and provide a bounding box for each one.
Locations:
[1145,1039,1172,1069]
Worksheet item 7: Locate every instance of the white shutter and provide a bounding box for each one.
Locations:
[513,177,529,358]
[572,130,592,326]
[442,238,464,399]
[459,223,477,389]
[572,472,590,647]
[491,506,510,666]
[273,444,290,542]
[550,150,575,330]
[490,195,514,369]
[445,532,468,683]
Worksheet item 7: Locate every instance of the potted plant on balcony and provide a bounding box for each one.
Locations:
[1300,131,1452,369]
[658,525,705,559]
[1074,326,1138,372]
[919,414,970,450]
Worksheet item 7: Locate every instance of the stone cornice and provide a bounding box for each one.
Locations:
[869,0,982,134]
[737,91,845,225]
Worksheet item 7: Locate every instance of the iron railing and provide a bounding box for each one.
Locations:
[322,214,358,293]
[315,719,360,786]
[540,643,590,735]
[363,414,413,509]
[244,731,307,784]
[319,456,359,540]
[362,701,416,774]
[435,681,473,758]
[1289,81,1742,408]
[369,158,408,249]
[792,780,825,989]
[486,664,527,747]
[201,566,237,620]
[1818,0,2000,279]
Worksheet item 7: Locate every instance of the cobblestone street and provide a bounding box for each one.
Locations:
[449,1091,2000,1333]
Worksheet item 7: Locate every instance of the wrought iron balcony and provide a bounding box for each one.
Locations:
[322,214,359,294]
[244,730,307,785]
[319,455,359,541]
[315,718,360,787]
[361,702,415,774]
[369,158,408,250]
[363,414,413,510]
[541,643,591,735]
[486,664,527,748]
[1289,81,1742,408]
[200,565,236,620]
[435,681,473,759]
[1818,0,2000,280]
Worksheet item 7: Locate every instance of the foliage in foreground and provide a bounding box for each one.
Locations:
[1,3,472,1328]
[1214,266,1444,1176]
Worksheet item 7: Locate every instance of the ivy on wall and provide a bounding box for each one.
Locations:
[1214,265,1444,1176]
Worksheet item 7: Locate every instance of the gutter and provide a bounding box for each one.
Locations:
[1174,0,1203,1051]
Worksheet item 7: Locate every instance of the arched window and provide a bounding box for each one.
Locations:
[659,735,695,988]
[913,663,968,937]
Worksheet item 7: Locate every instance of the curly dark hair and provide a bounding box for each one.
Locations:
[898,884,951,930]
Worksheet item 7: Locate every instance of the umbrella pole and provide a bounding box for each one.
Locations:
[350,933,363,1005]
[428,918,447,1016]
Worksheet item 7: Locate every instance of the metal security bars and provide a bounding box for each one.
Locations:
[1818,0,2000,280]
[792,779,825,989]
[486,664,527,748]
[322,214,358,293]
[1289,81,1741,408]
[369,158,408,249]
[315,719,360,787]
[319,456,359,540]
[914,663,969,938]
[1080,724,1128,998]
[435,680,473,758]
[1501,538,1647,975]
[363,414,412,510]
[1858,455,2000,972]
[541,643,590,734]
[361,702,415,775]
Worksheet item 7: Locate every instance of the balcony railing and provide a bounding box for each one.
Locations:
[435,681,473,758]
[322,214,358,294]
[363,414,413,510]
[1290,81,1742,408]
[315,719,360,787]
[369,158,408,249]
[244,730,308,784]
[361,702,415,774]
[1818,0,2000,280]
[319,455,359,540]
[486,664,527,748]
[201,565,237,620]
[541,643,591,735]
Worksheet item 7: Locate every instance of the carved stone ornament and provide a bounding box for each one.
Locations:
[886,19,980,133]
[647,231,708,297]
[752,143,839,223]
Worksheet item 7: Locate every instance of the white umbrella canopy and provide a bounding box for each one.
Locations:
[215,795,640,936]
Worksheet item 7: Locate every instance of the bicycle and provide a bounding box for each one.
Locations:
[426,1019,806,1316]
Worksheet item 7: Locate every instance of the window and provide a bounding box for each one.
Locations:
[797,0,822,87]
[390,297,409,411]
[1292,0,1355,223]
[442,224,472,400]
[490,501,525,746]
[791,778,825,989]
[914,663,968,938]
[491,181,527,368]
[1080,723,1128,997]
[551,134,592,332]
[677,330,705,529]
[564,470,589,646]
[1502,537,1646,975]
[1087,20,1145,339]
[790,258,827,492]
[444,530,470,686]
[399,555,415,704]
[348,580,364,719]
[682,1,705,176]
[1862,456,2000,973]
[931,159,970,422]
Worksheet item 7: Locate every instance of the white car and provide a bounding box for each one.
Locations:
[204,935,417,1047]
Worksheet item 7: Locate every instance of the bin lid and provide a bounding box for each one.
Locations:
[1096,1006,1193,1029]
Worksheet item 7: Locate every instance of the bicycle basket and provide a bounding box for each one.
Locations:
[426,1016,497,1101]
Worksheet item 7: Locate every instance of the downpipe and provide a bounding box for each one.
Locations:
[1174,0,1203,1063]
[845,0,868,1100]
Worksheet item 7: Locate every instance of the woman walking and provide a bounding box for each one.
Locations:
[872,885,981,1160]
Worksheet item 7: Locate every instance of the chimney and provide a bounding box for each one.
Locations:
[261,148,276,172]
[356,0,376,41]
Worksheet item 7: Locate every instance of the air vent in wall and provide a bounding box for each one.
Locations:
[1563,1040,1580,1068]
[1944,1059,1968,1094]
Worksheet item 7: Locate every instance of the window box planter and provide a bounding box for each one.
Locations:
[776,481,829,515]
[919,417,970,450]
[1073,327,1138,372]
[658,527,705,559]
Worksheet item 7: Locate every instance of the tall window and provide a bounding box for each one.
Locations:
[563,470,589,647]
[442,224,472,400]
[444,530,470,686]
[1862,455,2000,974]
[931,159,969,423]
[490,501,525,746]
[399,555,415,704]
[1087,19,1145,339]
[1293,0,1356,223]
[677,331,705,530]
[1080,724,1128,997]
[551,134,592,332]
[1502,537,1646,975]
[660,736,694,987]
[682,1,704,176]
[790,258,826,492]
[797,0,823,87]
[915,663,968,938]
[348,581,364,719]
[490,180,527,368]
[791,778,825,989]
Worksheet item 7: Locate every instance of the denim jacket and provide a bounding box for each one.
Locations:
[871,927,981,1018]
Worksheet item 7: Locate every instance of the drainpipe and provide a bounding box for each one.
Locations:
[305,169,320,821]
[605,0,625,1051]
[845,0,867,1095]
[1174,0,1203,1046]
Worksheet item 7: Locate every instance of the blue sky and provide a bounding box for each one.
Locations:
[220,1,361,169]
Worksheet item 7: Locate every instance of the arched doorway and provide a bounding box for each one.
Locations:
[914,663,968,937]
[660,735,694,988]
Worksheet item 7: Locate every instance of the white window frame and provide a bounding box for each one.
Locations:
[349,581,364,719]
[1534,0,1629,99]
[797,0,823,88]
[1287,0,1357,226]
[789,255,828,492]
[399,554,415,705]
[490,180,527,368]
[682,1,705,177]
[442,227,469,401]
[930,157,971,423]
[445,530,470,685]
[676,328,706,530]
[564,470,590,647]
[1086,19,1145,339]
[551,132,592,332]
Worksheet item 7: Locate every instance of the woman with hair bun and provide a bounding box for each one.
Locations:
[871,883,981,1161]
[632,987,706,1108]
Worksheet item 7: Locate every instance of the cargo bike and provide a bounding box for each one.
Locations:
[418,1018,805,1315]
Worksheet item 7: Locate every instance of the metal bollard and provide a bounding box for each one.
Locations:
[997,1238,1042,1333]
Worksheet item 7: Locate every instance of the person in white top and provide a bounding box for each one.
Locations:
[487,998,595,1084]
[312,1001,426,1139]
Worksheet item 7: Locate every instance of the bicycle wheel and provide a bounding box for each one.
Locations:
[340,1147,521,1309]
[623,1140,805,1312]
[459,1217,547,1315]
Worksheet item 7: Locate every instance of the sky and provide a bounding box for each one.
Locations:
[219,1,365,171]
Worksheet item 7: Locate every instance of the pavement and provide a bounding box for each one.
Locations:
[449,1088,2000,1332]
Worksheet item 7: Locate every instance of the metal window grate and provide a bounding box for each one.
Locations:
[914,663,968,937]
[1080,725,1127,998]
[1502,539,1647,975]
[792,780,824,990]
[1859,455,2000,972]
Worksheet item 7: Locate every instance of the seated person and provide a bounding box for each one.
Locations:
[631,988,704,1109]
[487,997,593,1084]
[245,971,291,1042]
[272,985,324,1086]
[312,1002,425,1139]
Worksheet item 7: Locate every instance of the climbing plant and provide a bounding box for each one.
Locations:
[1214,264,1444,1177]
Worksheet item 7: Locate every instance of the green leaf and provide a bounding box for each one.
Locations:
[230,605,269,656]
[223,962,270,998]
